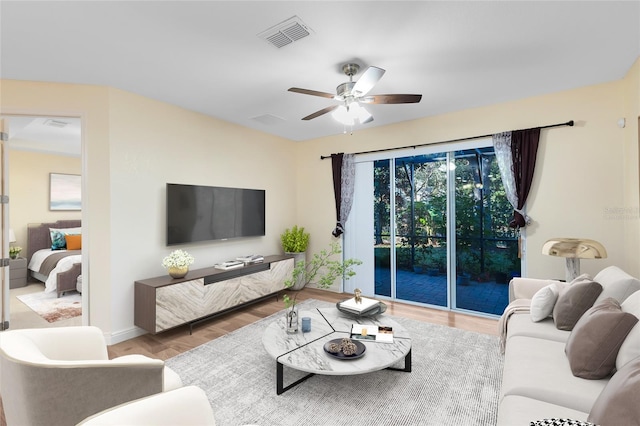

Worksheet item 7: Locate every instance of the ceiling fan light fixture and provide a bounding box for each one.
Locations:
[331,103,372,126]
[331,105,354,126]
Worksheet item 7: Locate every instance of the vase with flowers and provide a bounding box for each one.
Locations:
[162,249,194,279]
[9,246,22,260]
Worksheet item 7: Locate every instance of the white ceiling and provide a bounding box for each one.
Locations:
[1,1,639,143]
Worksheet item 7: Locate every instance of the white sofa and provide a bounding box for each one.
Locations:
[497,266,640,426]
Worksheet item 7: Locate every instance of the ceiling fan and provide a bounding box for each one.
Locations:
[288,63,422,125]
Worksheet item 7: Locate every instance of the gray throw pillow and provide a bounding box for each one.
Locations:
[565,298,638,379]
[588,357,640,425]
[553,280,603,330]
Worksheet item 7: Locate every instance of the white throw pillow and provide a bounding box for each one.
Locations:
[616,290,640,370]
[530,282,565,322]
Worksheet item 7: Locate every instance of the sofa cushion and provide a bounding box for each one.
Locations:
[506,314,571,343]
[531,282,567,322]
[565,298,638,379]
[587,357,640,426]
[501,336,608,413]
[593,265,640,304]
[617,290,640,370]
[553,281,603,330]
[497,395,589,426]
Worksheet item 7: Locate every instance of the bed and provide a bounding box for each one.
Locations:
[27,220,82,298]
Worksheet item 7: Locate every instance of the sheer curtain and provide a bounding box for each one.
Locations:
[331,153,355,237]
[492,128,541,228]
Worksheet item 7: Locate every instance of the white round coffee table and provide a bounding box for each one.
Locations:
[262,307,412,394]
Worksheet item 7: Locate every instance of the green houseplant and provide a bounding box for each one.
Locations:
[280,226,310,253]
[282,241,361,333]
[280,226,311,290]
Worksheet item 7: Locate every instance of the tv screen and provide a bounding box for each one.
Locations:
[166,183,265,245]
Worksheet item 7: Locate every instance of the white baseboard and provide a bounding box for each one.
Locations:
[105,326,147,345]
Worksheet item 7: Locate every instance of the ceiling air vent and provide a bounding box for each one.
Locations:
[43,119,69,128]
[258,16,313,49]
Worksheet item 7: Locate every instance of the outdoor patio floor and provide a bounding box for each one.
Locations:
[375,268,510,316]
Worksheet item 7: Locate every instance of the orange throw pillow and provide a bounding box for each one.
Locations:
[65,234,81,250]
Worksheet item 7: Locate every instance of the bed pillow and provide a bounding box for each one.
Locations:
[565,298,638,379]
[49,227,81,250]
[65,234,82,250]
[553,280,603,330]
[530,282,567,322]
[588,357,640,425]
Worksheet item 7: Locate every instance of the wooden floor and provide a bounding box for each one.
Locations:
[108,288,499,360]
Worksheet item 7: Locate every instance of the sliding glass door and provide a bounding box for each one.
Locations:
[351,141,519,317]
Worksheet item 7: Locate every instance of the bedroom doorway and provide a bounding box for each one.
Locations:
[2,115,84,330]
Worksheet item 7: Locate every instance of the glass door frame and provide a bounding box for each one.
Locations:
[344,138,524,317]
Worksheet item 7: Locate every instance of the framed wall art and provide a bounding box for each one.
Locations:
[49,173,81,211]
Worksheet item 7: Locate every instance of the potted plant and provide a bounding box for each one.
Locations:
[282,241,361,333]
[162,249,195,279]
[280,226,310,290]
[9,246,22,260]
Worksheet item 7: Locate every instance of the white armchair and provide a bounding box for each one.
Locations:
[0,326,182,426]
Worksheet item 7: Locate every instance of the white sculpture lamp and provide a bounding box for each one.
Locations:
[542,238,607,282]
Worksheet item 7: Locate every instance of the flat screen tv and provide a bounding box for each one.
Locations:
[166,183,265,246]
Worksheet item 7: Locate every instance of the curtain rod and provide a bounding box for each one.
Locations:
[320,120,574,160]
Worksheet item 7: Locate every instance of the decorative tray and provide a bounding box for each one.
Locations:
[336,300,387,318]
[323,338,366,360]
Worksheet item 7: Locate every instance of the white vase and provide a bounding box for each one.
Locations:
[286,252,306,290]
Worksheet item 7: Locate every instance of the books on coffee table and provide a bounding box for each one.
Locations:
[338,297,381,315]
[350,324,394,343]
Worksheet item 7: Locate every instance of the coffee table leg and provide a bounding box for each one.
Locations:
[387,348,412,373]
[276,361,315,395]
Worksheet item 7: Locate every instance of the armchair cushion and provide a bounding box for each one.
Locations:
[78,386,216,425]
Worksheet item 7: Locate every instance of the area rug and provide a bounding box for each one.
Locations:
[166,299,504,426]
[16,291,81,323]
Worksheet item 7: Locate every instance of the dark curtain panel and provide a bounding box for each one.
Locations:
[509,128,541,228]
[331,153,345,237]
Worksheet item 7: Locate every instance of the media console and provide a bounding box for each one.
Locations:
[134,255,294,334]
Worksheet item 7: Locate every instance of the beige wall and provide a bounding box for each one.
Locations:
[2,55,639,342]
[8,150,81,249]
[1,80,297,342]
[622,58,640,278]
[296,62,640,282]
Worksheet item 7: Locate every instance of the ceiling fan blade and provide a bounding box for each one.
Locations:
[360,94,423,104]
[301,105,339,121]
[352,66,385,96]
[288,87,337,99]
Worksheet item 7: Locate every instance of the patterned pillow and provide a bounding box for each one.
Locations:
[530,419,598,426]
[49,227,81,250]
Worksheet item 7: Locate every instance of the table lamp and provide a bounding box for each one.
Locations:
[541,238,607,282]
[9,229,16,243]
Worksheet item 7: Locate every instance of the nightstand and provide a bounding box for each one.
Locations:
[9,257,27,289]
